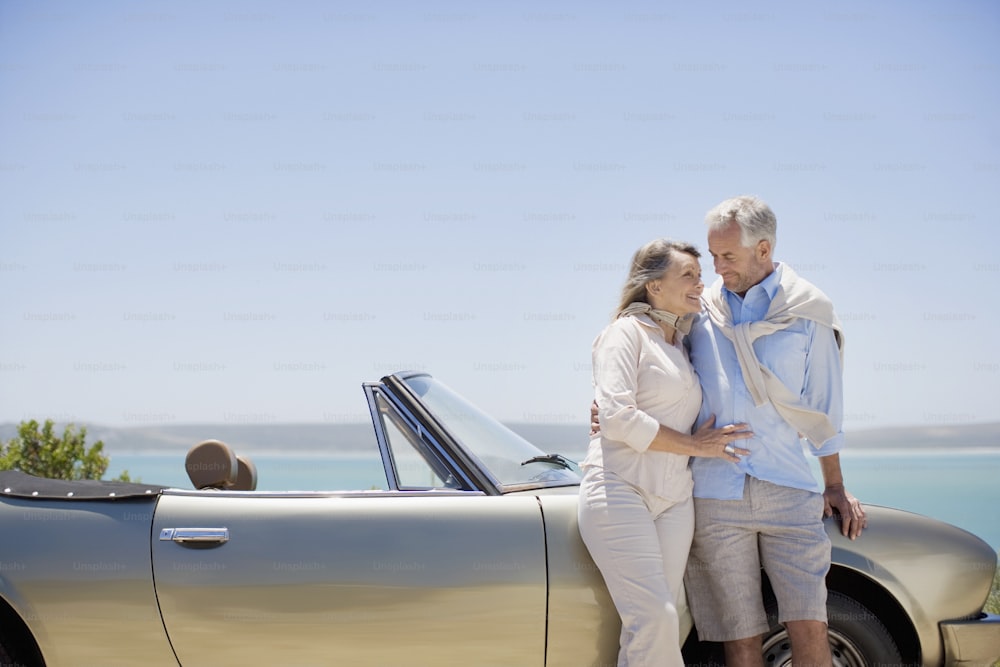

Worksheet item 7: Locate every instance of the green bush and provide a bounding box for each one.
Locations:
[988,554,1000,615]
[0,419,130,481]
[986,553,1000,667]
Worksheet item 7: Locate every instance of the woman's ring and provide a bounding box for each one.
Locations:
[724,444,736,457]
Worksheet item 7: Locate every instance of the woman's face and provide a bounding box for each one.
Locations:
[645,251,704,315]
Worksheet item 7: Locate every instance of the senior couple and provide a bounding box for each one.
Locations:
[580,195,867,666]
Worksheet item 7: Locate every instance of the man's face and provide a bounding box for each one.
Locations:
[707,222,772,296]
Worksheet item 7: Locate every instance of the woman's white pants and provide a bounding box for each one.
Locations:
[578,467,694,667]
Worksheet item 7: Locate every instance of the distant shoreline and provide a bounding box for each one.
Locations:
[100,443,1000,461]
[3,421,999,456]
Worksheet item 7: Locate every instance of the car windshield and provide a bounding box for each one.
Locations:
[401,374,581,489]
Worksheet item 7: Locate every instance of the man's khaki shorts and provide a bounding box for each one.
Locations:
[684,475,831,642]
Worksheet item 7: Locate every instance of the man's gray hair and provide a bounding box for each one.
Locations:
[705,195,777,249]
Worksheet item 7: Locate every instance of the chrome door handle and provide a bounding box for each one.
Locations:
[159,527,229,544]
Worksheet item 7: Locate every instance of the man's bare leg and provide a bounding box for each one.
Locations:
[723,635,764,667]
[785,620,832,666]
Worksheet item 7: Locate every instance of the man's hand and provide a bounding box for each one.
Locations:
[819,453,866,540]
[823,483,867,540]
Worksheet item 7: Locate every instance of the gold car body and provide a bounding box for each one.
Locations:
[0,372,997,666]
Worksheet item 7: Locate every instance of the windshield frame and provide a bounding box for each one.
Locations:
[387,372,582,494]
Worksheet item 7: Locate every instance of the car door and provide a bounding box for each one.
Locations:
[152,490,547,667]
[152,380,546,667]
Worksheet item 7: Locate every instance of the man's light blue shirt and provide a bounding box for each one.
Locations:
[688,263,844,500]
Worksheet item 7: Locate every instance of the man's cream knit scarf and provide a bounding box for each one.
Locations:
[702,264,844,448]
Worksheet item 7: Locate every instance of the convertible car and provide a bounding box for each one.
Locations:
[1,372,997,666]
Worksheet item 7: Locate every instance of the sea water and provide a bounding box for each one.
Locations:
[105,448,1000,550]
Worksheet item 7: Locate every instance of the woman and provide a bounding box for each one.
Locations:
[578,238,751,666]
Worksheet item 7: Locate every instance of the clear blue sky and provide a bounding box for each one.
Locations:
[1,1,997,433]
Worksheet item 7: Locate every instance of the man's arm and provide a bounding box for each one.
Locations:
[819,452,866,540]
[591,399,750,460]
[804,322,866,539]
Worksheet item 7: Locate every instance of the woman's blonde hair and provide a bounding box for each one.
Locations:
[614,238,700,318]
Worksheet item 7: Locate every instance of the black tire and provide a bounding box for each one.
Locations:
[0,637,17,667]
[682,591,902,667]
[762,591,902,667]
[0,635,32,667]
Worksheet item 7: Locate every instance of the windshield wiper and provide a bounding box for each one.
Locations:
[520,453,576,470]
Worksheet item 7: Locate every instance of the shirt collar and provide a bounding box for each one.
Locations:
[630,313,687,344]
[723,261,783,303]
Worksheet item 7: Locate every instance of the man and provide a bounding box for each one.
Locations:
[683,195,865,666]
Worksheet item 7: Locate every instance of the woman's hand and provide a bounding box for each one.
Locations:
[690,415,752,462]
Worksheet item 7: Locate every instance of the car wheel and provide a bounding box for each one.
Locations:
[762,591,902,667]
[682,591,903,666]
[0,634,36,667]
[0,637,17,666]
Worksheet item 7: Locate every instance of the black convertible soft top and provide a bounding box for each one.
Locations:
[0,470,166,500]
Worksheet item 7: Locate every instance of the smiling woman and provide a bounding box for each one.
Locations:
[577,238,751,667]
